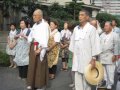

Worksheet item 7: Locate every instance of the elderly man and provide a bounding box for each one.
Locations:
[90,19,103,35]
[99,21,119,90]
[27,9,49,90]
[69,10,101,90]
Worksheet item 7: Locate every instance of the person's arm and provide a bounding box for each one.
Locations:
[90,27,101,68]
[112,33,119,62]
[69,29,75,53]
[47,42,59,51]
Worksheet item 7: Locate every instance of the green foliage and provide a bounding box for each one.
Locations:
[96,13,120,28]
[2,0,31,17]
[0,51,9,66]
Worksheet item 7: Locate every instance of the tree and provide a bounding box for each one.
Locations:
[65,1,84,20]
[96,13,120,28]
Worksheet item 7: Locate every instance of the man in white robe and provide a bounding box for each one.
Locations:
[99,21,119,90]
[69,10,101,90]
[27,9,49,90]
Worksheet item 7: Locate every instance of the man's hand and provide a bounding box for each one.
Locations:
[46,48,51,52]
[112,55,118,62]
[90,58,96,69]
[35,48,41,55]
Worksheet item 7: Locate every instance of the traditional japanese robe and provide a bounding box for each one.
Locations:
[99,31,119,89]
[27,19,49,89]
[99,32,119,64]
[69,22,101,74]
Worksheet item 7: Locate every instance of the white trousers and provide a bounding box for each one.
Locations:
[75,72,91,90]
[103,64,115,89]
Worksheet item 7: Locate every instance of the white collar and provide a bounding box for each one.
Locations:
[50,29,58,36]
[10,29,17,34]
[35,19,44,25]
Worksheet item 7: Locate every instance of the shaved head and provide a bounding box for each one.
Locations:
[33,9,43,17]
[90,19,97,28]
[33,9,43,23]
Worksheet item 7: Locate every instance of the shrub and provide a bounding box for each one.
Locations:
[96,13,120,28]
[0,51,10,66]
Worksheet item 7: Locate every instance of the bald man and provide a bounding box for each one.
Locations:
[27,9,49,90]
[90,19,103,35]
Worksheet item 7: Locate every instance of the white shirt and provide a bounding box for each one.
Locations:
[9,29,17,39]
[50,29,61,43]
[28,19,49,61]
[69,22,101,73]
[99,31,119,64]
[61,29,72,40]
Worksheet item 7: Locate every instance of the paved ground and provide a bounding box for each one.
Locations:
[0,59,118,90]
[0,60,72,90]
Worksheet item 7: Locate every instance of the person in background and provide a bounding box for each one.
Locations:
[6,23,17,68]
[112,20,120,90]
[27,9,49,90]
[112,19,120,34]
[90,19,103,35]
[47,20,61,80]
[68,23,76,90]
[60,21,72,71]
[99,21,119,90]
[69,10,101,90]
[14,19,30,80]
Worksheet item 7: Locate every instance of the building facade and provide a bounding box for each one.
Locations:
[94,0,120,15]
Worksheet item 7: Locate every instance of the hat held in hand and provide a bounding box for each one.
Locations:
[84,61,104,85]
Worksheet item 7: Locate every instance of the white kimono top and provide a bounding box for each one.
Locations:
[99,31,119,64]
[28,19,49,61]
[61,29,72,40]
[50,29,61,43]
[69,22,101,73]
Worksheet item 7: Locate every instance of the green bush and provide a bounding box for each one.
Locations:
[0,51,10,66]
[96,13,120,28]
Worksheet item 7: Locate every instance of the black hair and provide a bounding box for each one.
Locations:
[80,9,90,16]
[10,23,16,27]
[44,16,50,25]
[112,19,117,23]
[105,21,112,26]
[20,19,29,28]
[50,19,59,28]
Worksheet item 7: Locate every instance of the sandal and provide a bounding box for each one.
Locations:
[61,68,68,71]
[49,76,55,80]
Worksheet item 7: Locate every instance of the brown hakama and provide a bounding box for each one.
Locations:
[27,44,48,89]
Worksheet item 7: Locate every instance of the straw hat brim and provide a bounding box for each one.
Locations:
[84,61,104,85]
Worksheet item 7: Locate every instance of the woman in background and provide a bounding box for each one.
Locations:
[47,20,61,79]
[6,23,17,68]
[14,19,30,80]
[60,21,72,71]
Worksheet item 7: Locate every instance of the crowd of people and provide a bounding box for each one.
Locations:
[6,9,120,90]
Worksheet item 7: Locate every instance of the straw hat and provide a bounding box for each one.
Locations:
[84,61,104,85]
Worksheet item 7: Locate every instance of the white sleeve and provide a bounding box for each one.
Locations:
[90,27,101,56]
[69,29,75,53]
[60,30,64,40]
[28,29,33,43]
[113,33,119,55]
[54,32,61,43]
[38,25,49,48]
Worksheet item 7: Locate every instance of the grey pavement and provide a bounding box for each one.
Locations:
[0,59,118,90]
[0,60,72,90]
